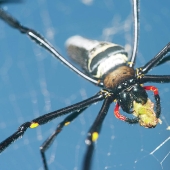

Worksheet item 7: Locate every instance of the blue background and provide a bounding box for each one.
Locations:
[0,0,170,170]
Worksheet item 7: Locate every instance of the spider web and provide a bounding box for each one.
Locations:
[0,0,170,170]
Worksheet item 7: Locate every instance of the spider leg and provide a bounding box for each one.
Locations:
[140,75,170,119]
[40,107,88,170]
[114,103,139,124]
[129,0,139,68]
[139,43,170,74]
[141,75,170,83]
[0,8,101,86]
[0,0,22,5]
[155,54,170,66]
[0,92,104,153]
[143,86,160,118]
[82,95,113,170]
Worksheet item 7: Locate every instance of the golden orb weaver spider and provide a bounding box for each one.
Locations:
[0,0,170,170]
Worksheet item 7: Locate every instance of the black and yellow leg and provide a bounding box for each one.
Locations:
[82,96,113,170]
[40,107,88,170]
[0,92,104,153]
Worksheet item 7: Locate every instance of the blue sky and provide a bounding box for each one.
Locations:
[0,0,170,170]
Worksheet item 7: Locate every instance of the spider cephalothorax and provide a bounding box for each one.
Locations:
[102,64,158,128]
[117,83,148,113]
[103,65,135,89]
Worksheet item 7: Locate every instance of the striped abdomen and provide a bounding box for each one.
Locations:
[66,36,128,80]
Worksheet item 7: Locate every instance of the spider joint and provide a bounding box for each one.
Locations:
[100,89,113,98]
[135,68,144,79]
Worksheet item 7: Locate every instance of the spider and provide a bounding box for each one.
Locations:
[0,0,170,170]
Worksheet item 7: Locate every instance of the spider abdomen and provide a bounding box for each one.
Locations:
[66,35,128,80]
